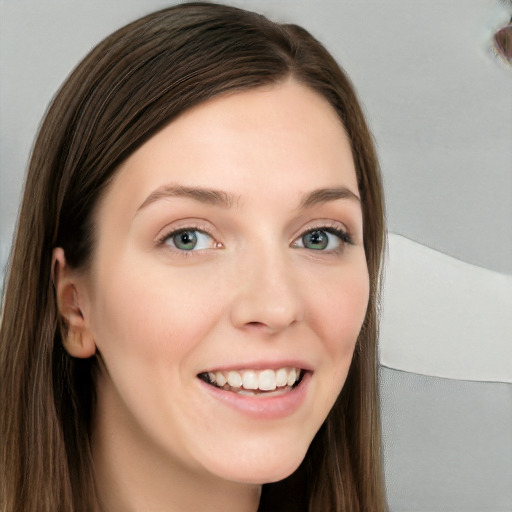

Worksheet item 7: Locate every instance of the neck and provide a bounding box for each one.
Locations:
[92,374,261,512]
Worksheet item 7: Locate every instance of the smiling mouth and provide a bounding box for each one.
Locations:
[198,367,304,396]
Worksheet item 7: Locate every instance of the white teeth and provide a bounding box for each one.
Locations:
[237,389,256,396]
[255,387,291,398]
[275,368,288,387]
[215,372,227,387]
[258,369,276,391]
[242,371,258,390]
[227,371,242,388]
[287,368,297,386]
[206,367,302,392]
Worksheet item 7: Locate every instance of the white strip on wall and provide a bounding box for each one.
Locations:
[379,233,512,383]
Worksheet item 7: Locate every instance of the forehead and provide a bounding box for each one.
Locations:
[97,80,358,218]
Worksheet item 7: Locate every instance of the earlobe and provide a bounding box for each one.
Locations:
[52,248,96,358]
[63,328,96,359]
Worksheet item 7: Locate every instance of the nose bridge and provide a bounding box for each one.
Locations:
[229,240,303,333]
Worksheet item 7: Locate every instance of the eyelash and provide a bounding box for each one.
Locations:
[156,225,217,256]
[156,224,353,256]
[292,225,353,252]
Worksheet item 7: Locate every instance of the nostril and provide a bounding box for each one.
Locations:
[245,321,273,331]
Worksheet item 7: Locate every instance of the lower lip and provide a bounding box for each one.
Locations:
[199,372,311,420]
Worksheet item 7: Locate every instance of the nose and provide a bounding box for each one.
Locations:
[229,247,304,334]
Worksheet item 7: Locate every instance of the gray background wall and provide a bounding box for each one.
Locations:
[1,0,511,276]
[1,1,511,510]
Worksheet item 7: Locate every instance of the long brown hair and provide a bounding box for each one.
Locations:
[0,3,387,511]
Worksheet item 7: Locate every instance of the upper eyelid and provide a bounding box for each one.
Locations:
[292,226,352,247]
[155,220,216,243]
[293,220,351,239]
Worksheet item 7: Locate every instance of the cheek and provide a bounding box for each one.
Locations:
[86,261,228,450]
[310,261,369,367]
[88,259,223,370]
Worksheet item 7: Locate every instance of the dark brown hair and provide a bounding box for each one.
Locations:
[0,3,387,511]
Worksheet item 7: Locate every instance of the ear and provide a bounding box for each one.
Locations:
[52,247,96,358]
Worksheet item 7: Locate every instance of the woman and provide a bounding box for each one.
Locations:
[0,3,386,511]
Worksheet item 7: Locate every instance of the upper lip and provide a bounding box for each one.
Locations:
[198,360,313,374]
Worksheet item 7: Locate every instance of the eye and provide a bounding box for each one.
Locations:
[293,227,351,251]
[163,229,216,251]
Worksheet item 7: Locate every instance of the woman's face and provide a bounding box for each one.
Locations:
[75,80,369,486]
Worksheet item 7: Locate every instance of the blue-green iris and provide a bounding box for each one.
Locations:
[302,230,329,250]
[172,230,198,250]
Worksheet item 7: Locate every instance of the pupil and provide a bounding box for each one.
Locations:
[304,230,328,250]
[174,231,197,250]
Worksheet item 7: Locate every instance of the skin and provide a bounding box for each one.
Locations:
[54,79,369,512]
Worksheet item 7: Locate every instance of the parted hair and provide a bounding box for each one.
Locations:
[0,3,387,511]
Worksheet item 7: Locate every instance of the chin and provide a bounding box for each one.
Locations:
[205,446,308,486]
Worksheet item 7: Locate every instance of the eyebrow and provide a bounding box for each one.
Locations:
[136,184,360,214]
[298,187,361,209]
[137,184,235,212]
